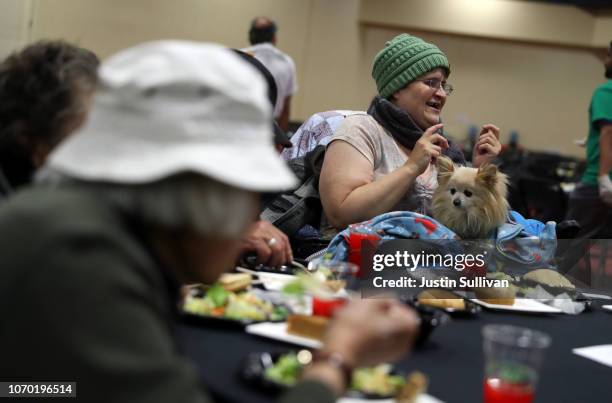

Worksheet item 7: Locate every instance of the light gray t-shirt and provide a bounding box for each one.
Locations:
[329,113,438,215]
[242,43,298,119]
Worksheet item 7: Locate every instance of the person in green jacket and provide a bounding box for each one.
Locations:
[567,41,612,238]
[0,41,419,403]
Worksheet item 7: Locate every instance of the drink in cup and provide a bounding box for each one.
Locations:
[311,297,347,317]
[482,324,551,403]
[347,224,380,277]
[307,259,359,317]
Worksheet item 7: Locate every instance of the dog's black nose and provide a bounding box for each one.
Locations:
[453,199,461,207]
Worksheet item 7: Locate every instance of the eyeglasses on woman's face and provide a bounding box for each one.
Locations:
[414,78,454,95]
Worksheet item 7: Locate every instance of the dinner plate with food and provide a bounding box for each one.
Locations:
[245,314,327,349]
[235,266,299,292]
[247,306,447,349]
[467,269,596,313]
[470,297,563,313]
[181,273,292,328]
[242,350,443,402]
[412,289,481,316]
[240,255,309,275]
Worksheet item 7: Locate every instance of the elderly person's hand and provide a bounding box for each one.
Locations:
[472,124,502,167]
[301,299,419,395]
[238,220,293,267]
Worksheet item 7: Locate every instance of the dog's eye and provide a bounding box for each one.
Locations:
[450,188,456,195]
[464,190,473,197]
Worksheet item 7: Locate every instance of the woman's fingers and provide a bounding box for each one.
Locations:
[477,143,497,156]
[423,123,444,137]
[430,134,449,149]
[480,124,500,138]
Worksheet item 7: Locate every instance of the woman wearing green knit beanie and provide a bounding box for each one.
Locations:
[319,33,502,230]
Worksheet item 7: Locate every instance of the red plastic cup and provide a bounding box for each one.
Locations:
[312,296,348,317]
[347,230,380,277]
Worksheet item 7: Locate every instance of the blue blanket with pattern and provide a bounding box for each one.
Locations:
[326,211,557,274]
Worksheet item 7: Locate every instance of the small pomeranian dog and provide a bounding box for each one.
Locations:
[431,156,509,239]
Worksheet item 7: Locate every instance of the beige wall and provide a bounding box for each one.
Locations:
[2,0,611,157]
[594,15,612,47]
[360,0,596,48]
[0,0,34,58]
[29,0,314,115]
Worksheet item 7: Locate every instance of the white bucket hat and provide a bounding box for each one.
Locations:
[43,40,297,192]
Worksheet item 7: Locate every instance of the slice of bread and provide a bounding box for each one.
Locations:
[286,314,329,341]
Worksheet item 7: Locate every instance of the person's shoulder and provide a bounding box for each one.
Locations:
[338,113,383,134]
[276,47,295,65]
[594,80,612,95]
[0,186,157,295]
[332,114,385,150]
[245,43,278,56]
[255,43,294,64]
[0,186,117,234]
[600,79,612,89]
[0,185,144,266]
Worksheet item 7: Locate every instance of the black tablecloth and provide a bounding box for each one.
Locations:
[178,304,612,403]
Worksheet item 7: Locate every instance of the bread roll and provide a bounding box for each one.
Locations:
[522,269,575,290]
[474,287,516,305]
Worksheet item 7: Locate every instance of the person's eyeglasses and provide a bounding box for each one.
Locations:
[415,79,454,95]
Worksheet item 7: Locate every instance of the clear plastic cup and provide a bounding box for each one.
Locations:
[482,324,551,403]
[307,259,359,317]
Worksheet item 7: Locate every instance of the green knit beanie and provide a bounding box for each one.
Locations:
[372,33,450,98]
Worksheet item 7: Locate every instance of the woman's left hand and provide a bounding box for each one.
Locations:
[472,124,501,167]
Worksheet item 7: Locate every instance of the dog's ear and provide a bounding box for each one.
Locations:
[436,156,455,186]
[476,163,499,188]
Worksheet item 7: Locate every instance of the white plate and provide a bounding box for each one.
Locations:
[338,393,443,403]
[602,305,612,312]
[256,272,297,291]
[246,322,323,349]
[573,345,612,368]
[470,298,563,313]
[582,293,612,300]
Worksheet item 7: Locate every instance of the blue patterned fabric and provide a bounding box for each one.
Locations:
[326,211,557,274]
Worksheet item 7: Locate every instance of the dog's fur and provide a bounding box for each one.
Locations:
[431,156,509,239]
